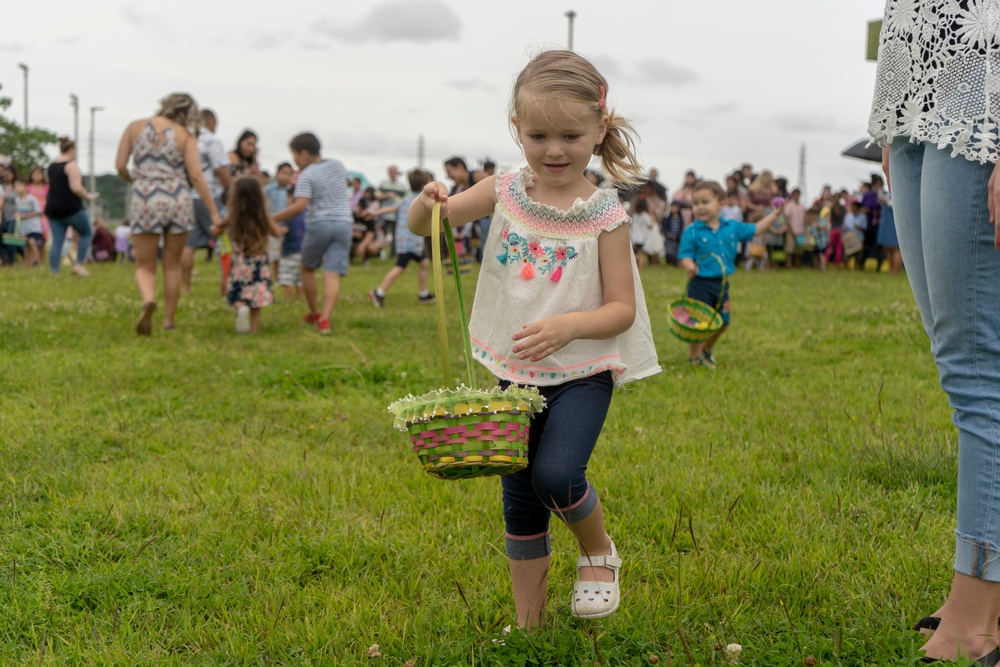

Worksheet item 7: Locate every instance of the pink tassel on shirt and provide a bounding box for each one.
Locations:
[521,264,535,280]
[550,266,563,282]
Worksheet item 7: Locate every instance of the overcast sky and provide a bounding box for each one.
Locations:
[3,0,885,196]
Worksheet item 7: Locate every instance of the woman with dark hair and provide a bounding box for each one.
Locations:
[115,92,221,334]
[46,138,97,275]
[229,130,259,176]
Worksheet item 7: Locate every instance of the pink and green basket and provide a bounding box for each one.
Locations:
[388,203,544,480]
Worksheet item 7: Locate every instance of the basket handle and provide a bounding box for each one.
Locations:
[429,202,476,388]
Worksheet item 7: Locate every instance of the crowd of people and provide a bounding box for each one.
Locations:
[621,164,900,275]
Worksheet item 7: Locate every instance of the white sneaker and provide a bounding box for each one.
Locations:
[235,305,250,334]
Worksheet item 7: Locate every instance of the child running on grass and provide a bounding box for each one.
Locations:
[211,176,285,334]
[270,133,353,335]
[369,168,435,307]
[678,180,784,367]
[407,50,660,630]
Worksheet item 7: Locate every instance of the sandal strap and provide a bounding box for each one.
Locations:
[576,553,622,570]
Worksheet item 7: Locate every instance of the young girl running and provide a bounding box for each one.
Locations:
[211,176,284,333]
[408,50,660,630]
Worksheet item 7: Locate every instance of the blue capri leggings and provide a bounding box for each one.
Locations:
[500,371,613,560]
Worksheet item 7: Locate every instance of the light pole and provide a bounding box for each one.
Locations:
[70,94,79,145]
[89,106,104,218]
[565,10,576,52]
[17,63,28,127]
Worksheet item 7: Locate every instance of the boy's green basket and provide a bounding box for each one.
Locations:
[2,216,27,248]
[388,203,544,480]
[666,254,726,344]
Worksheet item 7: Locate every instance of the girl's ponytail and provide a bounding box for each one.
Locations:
[594,112,642,187]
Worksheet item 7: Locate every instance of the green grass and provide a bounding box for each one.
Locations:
[0,258,960,665]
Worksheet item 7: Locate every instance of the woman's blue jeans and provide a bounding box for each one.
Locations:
[890,139,1000,581]
[48,209,93,273]
[500,371,613,560]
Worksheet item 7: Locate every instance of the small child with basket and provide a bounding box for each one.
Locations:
[405,50,660,630]
[678,180,784,367]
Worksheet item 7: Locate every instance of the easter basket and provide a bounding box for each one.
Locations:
[1,217,27,248]
[388,203,544,480]
[666,254,726,344]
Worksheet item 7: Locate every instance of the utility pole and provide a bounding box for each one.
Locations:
[70,94,79,145]
[797,143,807,200]
[17,63,28,127]
[418,134,425,170]
[89,106,104,218]
[565,11,577,51]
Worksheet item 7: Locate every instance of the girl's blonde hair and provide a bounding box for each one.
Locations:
[156,93,201,135]
[510,50,642,187]
[226,176,271,257]
[749,170,775,193]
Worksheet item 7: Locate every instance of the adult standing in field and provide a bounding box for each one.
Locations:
[229,130,260,177]
[870,3,1000,664]
[115,93,221,335]
[182,108,231,294]
[45,138,97,276]
[444,156,490,260]
[672,170,697,228]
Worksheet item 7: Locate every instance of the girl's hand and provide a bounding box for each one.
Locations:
[511,314,579,362]
[419,181,450,217]
[210,223,224,237]
[684,264,697,279]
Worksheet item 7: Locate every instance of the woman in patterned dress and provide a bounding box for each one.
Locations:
[115,93,221,335]
[870,1,1000,663]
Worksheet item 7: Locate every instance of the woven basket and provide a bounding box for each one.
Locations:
[389,203,544,480]
[667,253,726,344]
[666,296,724,343]
[390,386,543,479]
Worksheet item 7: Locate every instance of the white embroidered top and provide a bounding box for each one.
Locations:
[468,169,661,387]
[868,0,1000,164]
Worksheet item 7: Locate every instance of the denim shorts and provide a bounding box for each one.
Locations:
[301,219,352,275]
[686,275,731,326]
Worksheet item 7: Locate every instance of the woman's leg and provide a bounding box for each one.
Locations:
[48,218,69,272]
[69,210,93,267]
[161,232,189,328]
[891,139,1000,660]
[132,234,160,306]
[249,307,261,333]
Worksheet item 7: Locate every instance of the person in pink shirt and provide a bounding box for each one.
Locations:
[27,166,49,247]
[783,188,807,267]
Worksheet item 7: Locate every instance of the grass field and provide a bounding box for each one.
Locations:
[0,258,960,665]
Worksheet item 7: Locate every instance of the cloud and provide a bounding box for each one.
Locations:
[635,58,698,86]
[121,5,148,26]
[0,42,26,53]
[769,113,841,134]
[315,0,461,43]
[249,31,293,50]
[445,79,498,94]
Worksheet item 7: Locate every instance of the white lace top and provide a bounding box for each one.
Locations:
[467,169,661,387]
[868,0,1000,164]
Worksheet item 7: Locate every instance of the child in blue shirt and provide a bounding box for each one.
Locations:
[678,180,784,367]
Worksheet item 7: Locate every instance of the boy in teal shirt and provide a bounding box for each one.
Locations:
[678,180,784,367]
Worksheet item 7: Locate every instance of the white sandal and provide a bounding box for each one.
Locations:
[571,539,622,619]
